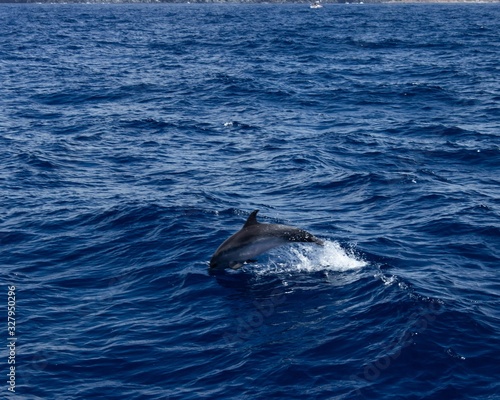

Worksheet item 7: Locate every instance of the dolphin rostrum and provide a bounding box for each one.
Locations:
[210,210,324,270]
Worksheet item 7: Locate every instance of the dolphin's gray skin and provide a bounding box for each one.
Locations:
[210,210,324,270]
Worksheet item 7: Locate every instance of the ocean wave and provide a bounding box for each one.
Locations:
[1,3,499,399]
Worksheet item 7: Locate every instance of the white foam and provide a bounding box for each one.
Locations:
[253,240,367,275]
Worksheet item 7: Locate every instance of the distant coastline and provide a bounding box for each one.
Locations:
[1,0,499,3]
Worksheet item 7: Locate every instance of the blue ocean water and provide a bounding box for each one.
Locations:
[1,2,499,399]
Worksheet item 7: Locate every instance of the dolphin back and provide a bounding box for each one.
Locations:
[266,224,324,246]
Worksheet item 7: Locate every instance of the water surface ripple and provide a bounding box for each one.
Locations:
[1,3,499,399]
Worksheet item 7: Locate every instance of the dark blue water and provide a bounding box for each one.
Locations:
[1,3,499,399]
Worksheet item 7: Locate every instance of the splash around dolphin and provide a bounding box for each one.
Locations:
[209,210,324,270]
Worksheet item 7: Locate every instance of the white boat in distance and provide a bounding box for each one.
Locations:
[310,1,323,8]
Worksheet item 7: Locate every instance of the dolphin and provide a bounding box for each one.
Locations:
[210,210,324,270]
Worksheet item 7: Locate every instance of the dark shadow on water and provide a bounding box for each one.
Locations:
[209,266,286,291]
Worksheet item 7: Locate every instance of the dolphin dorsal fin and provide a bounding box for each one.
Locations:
[243,210,260,228]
